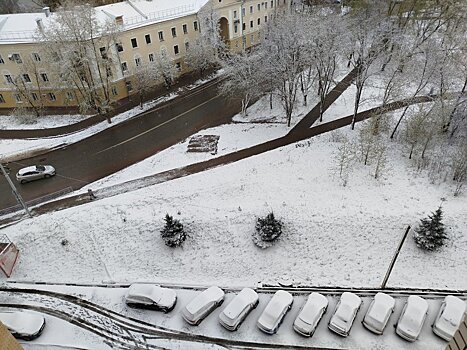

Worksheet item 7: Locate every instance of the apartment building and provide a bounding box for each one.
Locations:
[0,0,287,111]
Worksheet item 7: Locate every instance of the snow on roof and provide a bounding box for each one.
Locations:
[0,0,209,44]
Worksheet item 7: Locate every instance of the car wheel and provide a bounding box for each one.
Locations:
[44,174,51,178]
[217,299,224,307]
[254,299,259,308]
[20,179,26,184]
[194,318,203,326]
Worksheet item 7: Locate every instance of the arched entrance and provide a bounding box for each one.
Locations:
[218,17,230,46]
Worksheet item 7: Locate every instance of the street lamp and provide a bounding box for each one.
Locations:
[0,163,32,217]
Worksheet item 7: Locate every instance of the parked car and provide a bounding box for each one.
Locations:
[293,292,328,337]
[219,288,259,331]
[328,292,362,337]
[257,290,293,334]
[0,310,46,340]
[362,292,395,335]
[125,284,177,312]
[182,286,224,325]
[432,295,466,341]
[16,165,56,184]
[396,295,429,342]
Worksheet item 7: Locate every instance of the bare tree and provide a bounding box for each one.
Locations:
[131,62,160,109]
[40,0,120,119]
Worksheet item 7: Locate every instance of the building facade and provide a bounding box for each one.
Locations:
[0,0,288,112]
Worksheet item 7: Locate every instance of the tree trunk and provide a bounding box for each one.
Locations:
[269,92,273,110]
[390,105,409,139]
[351,84,363,130]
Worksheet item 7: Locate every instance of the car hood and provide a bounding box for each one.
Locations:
[0,311,44,334]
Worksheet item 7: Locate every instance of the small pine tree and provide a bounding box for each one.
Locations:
[413,207,447,251]
[160,214,186,247]
[252,212,283,249]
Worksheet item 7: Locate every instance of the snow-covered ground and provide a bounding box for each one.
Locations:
[0,114,89,130]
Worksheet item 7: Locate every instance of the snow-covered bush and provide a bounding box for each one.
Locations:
[160,214,186,248]
[252,212,283,249]
[413,207,447,251]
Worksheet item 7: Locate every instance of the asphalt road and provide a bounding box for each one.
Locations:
[0,78,240,212]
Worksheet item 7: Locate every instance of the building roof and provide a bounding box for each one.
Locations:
[0,0,209,44]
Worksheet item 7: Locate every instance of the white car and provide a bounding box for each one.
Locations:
[16,165,56,184]
[0,310,46,340]
[257,290,293,334]
[293,292,328,337]
[396,295,428,342]
[182,286,224,325]
[125,284,177,312]
[219,288,259,331]
[362,292,395,334]
[328,292,362,337]
[432,295,466,341]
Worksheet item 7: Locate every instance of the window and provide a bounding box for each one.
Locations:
[175,62,181,71]
[161,47,167,57]
[242,23,246,31]
[0,55,3,64]
[111,86,118,96]
[116,43,124,52]
[32,52,41,61]
[271,0,273,7]
[121,62,128,71]
[158,31,164,41]
[135,57,142,67]
[149,53,154,62]
[183,24,188,34]
[265,2,267,8]
[31,92,38,101]
[145,34,151,44]
[265,15,268,22]
[4,74,13,84]
[51,51,61,62]
[106,66,112,77]
[131,38,138,48]
[174,45,179,55]
[234,24,238,33]
[184,42,189,51]
[48,92,56,101]
[257,18,261,25]
[0,94,5,103]
[66,91,74,100]
[257,4,260,11]
[22,74,31,83]
[11,53,22,63]
[234,10,237,18]
[193,21,198,31]
[125,81,133,92]
[250,20,253,28]
[15,94,22,102]
[171,27,177,37]
[251,34,254,44]
[40,73,49,82]
[242,8,245,16]
[99,47,107,59]
[250,5,253,13]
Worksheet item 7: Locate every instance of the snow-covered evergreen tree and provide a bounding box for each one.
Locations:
[161,214,186,248]
[413,207,447,251]
[252,212,283,249]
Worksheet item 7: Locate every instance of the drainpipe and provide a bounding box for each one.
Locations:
[240,0,246,50]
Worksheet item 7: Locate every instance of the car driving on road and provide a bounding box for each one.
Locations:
[396,295,428,342]
[432,295,466,341]
[125,284,177,312]
[328,292,362,337]
[257,290,293,334]
[0,310,46,340]
[362,292,395,335]
[16,165,56,183]
[182,286,224,325]
[219,287,259,331]
[293,292,328,337]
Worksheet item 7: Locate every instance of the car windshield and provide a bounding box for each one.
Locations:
[36,165,46,171]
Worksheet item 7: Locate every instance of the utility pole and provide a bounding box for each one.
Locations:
[0,163,32,217]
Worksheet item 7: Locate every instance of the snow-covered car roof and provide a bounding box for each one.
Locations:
[127,284,175,304]
[298,292,328,325]
[185,286,224,315]
[0,310,45,335]
[366,293,395,324]
[17,165,44,175]
[399,296,428,329]
[221,288,257,321]
[436,296,466,332]
[258,290,293,328]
